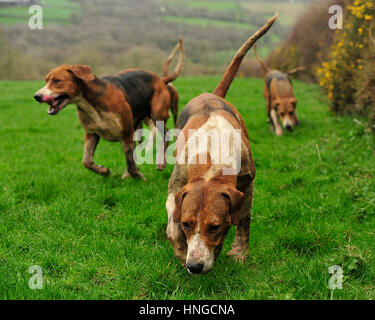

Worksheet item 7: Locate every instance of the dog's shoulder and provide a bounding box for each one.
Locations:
[102,69,157,128]
[176,93,241,130]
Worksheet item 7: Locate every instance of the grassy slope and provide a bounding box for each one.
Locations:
[0,78,374,300]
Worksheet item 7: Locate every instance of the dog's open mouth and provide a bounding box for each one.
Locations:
[42,94,70,116]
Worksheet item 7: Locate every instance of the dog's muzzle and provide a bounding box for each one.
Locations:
[285,124,293,132]
[187,263,204,274]
[34,93,43,103]
[34,93,70,116]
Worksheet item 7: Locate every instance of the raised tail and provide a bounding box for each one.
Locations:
[213,13,278,98]
[162,36,184,84]
[287,66,306,76]
[254,44,270,74]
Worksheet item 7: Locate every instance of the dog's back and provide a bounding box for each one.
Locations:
[103,70,156,129]
[265,70,294,99]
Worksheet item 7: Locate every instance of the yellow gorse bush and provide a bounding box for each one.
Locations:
[318,0,374,115]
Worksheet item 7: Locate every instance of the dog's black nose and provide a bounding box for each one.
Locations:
[187,263,204,274]
[286,125,293,132]
[34,94,43,103]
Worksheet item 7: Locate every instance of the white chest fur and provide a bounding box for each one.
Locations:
[73,97,124,141]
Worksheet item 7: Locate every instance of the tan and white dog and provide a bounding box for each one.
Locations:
[34,38,184,177]
[165,14,278,274]
[254,44,304,136]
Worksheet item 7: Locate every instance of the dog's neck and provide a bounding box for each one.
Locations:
[72,94,103,123]
[71,77,109,121]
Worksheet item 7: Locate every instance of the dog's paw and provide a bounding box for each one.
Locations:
[122,170,146,181]
[276,128,283,136]
[157,163,166,171]
[136,172,147,181]
[227,248,248,263]
[98,166,110,176]
[121,170,130,180]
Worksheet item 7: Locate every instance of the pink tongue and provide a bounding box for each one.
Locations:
[41,96,55,106]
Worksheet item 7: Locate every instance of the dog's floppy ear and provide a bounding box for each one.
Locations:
[220,185,245,226]
[290,98,298,108]
[68,65,95,82]
[174,184,191,223]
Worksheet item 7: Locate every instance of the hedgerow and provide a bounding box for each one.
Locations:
[318,0,375,131]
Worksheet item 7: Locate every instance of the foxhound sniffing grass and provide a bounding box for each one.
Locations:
[254,44,304,136]
[166,14,278,274]
[34,38,184,178]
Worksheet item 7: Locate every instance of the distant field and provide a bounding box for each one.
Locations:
[187,0,239,11]
[0,0,80,25]
[241,1,307,27]
[164,16,254,30]
[161,0,309,62]
[0,78,374,299]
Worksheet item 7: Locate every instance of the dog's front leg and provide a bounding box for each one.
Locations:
[121,140,146,181]
[82,133,110,176]
[154,120,168,171]
[228,181,254,263]
[270,109,283,136]
[295,114,300,126]
[166,193,187,265]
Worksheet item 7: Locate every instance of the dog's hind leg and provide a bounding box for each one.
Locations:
[151,91,170,171]
[228,180,254,263]
[82,133,110,176]
[145,118,156,152]
[121,140,146,181]
[170,85,179,126]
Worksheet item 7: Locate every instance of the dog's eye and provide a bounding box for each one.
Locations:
[182,222,192,230]
[280,112,285,116]
[289,111,294,116]
[208,225,221,234]
[52,79,61,84]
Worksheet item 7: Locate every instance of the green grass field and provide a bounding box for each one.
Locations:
[0,77,374,299]
[0,0,80,25]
